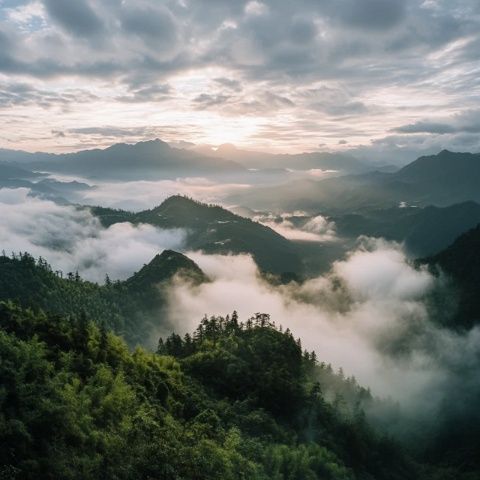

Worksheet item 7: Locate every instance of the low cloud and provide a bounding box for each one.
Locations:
[78,177,250,211]
[165,238,479,420]
[0,187,186,282]
[253,212,337,242]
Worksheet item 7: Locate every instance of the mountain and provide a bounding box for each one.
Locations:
[0,139,245,180]
[0,161,94,203]
[395,150,480,205]
[0,250,207,345]
[333,201,480,257]
[125,249,207,294]
[422,224,480,328]
[91,195,303,275]
[197,143,372,174]
[231,150,480,213]
[0,162,42,181]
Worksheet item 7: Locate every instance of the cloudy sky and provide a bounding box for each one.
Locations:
[1,0,479,157]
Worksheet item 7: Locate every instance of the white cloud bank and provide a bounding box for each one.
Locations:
[2,186,479,419]
[165,239,479,414]
[0,188,185,282]
[254,212,337,242]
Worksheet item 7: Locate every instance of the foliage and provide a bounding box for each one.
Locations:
[0,251,202,346]
[0,303,425,480]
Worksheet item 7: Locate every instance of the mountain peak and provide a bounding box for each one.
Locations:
[125,249,207,292]
[153,196,235,223]
[216,143,239,154]
[438,149,453,155]
[107,138,171,152]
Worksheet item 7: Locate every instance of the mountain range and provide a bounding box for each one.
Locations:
[0,139,380,182]
[231,150,480,213]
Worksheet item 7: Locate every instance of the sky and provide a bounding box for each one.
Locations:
[1,0,480,158]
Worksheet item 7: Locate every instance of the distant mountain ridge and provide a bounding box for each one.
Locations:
[197,142,372,174]
[232,150,480,213]
[0,139,381,182]
[333,201,480,257]
[0,139,246,180]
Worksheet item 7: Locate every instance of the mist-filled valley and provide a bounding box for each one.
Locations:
[1,137,480,479]
[2,0,480,478]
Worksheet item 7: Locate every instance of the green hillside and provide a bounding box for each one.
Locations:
[0,303,427,480]
[91,196,303,275]
[0,250,206,346]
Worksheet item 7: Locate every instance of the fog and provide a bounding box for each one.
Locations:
[2,185,479,427]
[0,188,185,282]
[165,239,480,419]
[253,212,337,242]
[80,177,250,211]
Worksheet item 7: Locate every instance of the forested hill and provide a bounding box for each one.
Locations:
[0,250,206,345]
[422,223,480,328]
[90,195,303,275]
[0,303,429,480]
[0,253,478,478]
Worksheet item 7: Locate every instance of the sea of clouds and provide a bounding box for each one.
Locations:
[2,186,479,428]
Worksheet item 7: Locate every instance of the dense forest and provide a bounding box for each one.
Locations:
[0,250,206,346]
[0,302,431,480]
[1,299,479,478]
[1,247,480,478]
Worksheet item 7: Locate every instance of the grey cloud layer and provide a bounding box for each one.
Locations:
[1,0,479,156]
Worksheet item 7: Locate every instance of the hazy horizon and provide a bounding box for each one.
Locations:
[1,0,480,164]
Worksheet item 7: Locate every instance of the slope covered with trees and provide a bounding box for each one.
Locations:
[91,195,303,275]
[422,223,480,328]
[1,303,432,480]
[0,250,205,345]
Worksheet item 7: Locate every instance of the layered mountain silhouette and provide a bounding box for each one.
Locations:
[0,139,245,180]
[196,142,372,174]
[91,195,303,275]
[333,201,480,257]
[232,150,480,213]
[0,139,380,183]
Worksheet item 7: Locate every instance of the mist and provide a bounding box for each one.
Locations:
[0,188,186,282]
[3,185,479,433]
[80,177,250,211]
[164,239,480,422]
[253,211,338,242]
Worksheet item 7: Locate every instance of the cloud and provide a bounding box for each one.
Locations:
[254,212,337,242]
[393,109,480,135]
[213,77,242,91]
[0,187,186,282]
[1,0,480,156]
[43,0,103,37]
[327,0,407,31]
[193,93,231,108]
[119,2,179,59]
[164,238,480,419]
[78,177,250,211]
[393,121,456,134]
